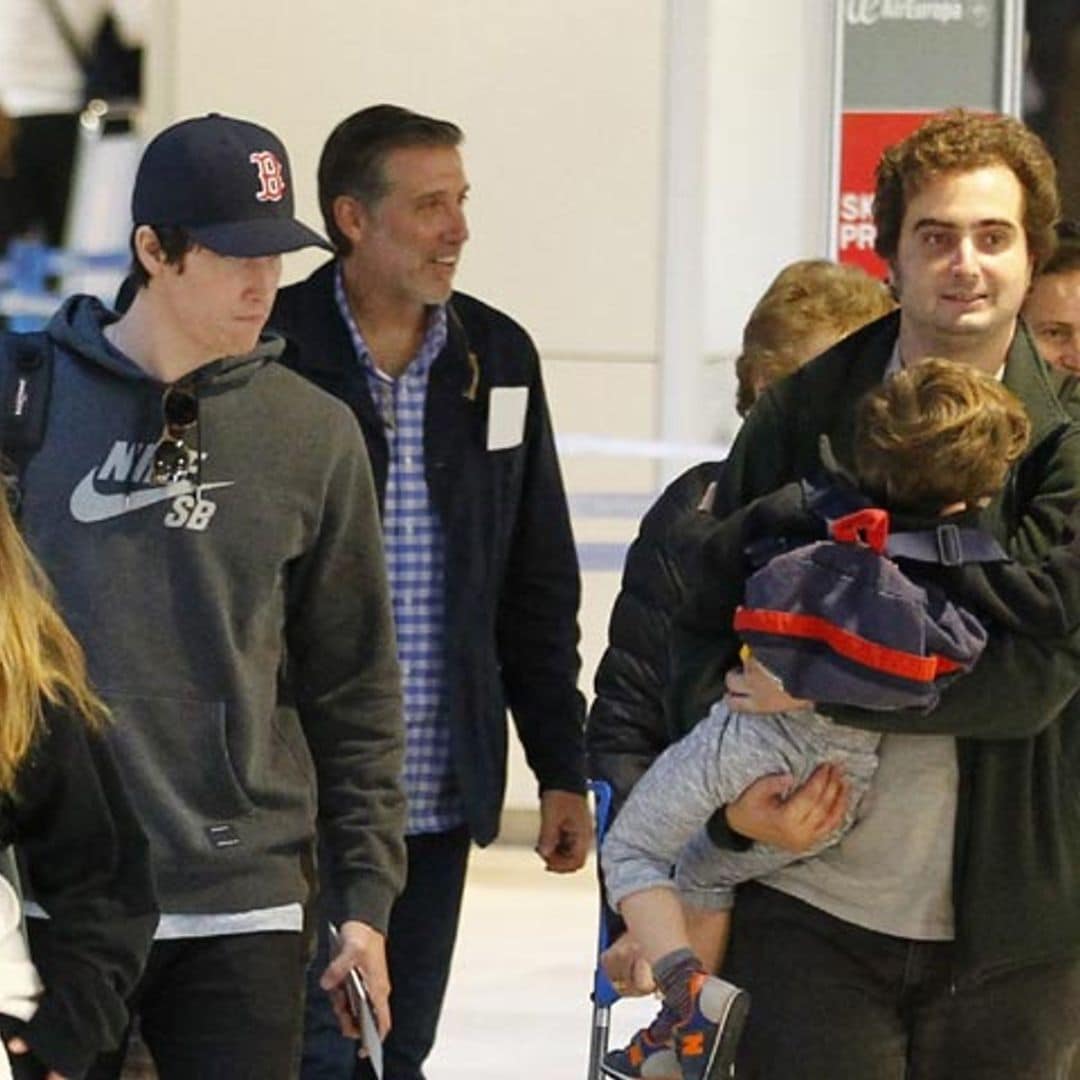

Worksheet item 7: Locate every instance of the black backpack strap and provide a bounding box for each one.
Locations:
[886,524,1008,566]
[0,331,54,515]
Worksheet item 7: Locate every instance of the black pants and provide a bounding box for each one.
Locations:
[301,826,471,1080]
[725,883,1080,1079]
[0,112,79,250]
[85,931,308,1080]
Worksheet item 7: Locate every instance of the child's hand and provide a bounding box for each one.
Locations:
[724,655,812,715]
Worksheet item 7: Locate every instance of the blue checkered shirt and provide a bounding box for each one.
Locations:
[334,266,464,834]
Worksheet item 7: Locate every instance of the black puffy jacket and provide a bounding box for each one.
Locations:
[585,460,726,819]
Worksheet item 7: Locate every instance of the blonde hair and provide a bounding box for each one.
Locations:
[855,359,1031,512]
[736,260,896,416]
[0,484,107,794]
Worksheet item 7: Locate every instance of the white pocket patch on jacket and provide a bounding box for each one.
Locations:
[487,386,528,450]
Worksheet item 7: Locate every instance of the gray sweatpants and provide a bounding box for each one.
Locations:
[601,701,880,912]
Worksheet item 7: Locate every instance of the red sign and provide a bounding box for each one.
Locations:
[837,111,935,278]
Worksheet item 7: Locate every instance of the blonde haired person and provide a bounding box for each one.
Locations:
[0,487,156,1079]
[735,259,895,416]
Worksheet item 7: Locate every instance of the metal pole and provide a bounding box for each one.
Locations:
[999,0,1025,116]
[827,0,845,259]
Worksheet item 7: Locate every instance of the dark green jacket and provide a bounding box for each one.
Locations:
[675,310,1080,983]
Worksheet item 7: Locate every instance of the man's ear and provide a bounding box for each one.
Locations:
[133,225,166,280]
[885,261,901,303]
[332,195,368,249]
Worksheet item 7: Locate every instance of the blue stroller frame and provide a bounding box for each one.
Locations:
[587,778,621,1080]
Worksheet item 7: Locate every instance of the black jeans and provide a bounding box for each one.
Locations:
[0,112,79,249]
[725,883,1080,1079]
[85,931,308,1080]
[301,826,471,1080]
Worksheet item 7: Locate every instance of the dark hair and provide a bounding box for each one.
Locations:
[317,104,463,255]
[873,109,1060,272]
[855,358,1030,512]
[127,225,196,289]
[1039,219,1080,277]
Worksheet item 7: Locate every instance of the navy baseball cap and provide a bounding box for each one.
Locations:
[132,114,330,256]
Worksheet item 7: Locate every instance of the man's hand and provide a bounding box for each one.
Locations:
[725,762,849,853]
[5,1036,67,1079]
[536,789,592,872]
[599,931,656,996]
[319,919,392,1039]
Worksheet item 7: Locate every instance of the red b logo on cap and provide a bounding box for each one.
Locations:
[249,151,286,203]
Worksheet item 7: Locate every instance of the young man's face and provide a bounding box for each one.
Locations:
[156,245,282,359]
[1022,269,1080,373]
[890,164,1033,354]
[349,144,470,308]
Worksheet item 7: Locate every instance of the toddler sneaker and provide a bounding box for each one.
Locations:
[673,973,750,1080]
[602,1005,682,1080]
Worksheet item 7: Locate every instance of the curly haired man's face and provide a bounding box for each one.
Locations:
[891,165,1033,352]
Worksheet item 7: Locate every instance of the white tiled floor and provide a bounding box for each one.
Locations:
[425,844,655,1080]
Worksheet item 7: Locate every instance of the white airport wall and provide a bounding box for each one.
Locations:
[701,1,835,444]
[152,0,665,358]
[146,0,834,815]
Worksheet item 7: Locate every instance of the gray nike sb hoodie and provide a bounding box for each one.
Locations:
[18,295,406,929]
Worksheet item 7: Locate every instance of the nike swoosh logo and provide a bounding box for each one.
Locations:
[69,472,235,523]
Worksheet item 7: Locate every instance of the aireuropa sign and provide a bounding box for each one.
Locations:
[845,1,992,27]
[830,0,1022,277]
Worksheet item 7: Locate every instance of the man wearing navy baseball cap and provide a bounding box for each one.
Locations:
[132,113,329,258]
[7,113,406,1077]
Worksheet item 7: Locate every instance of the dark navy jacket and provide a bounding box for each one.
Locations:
[270,261,586,845]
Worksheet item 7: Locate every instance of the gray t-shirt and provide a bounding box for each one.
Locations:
[758,341,960,941]
[760,732,957,940]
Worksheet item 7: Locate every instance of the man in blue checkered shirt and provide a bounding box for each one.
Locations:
[271,104,591,1080]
